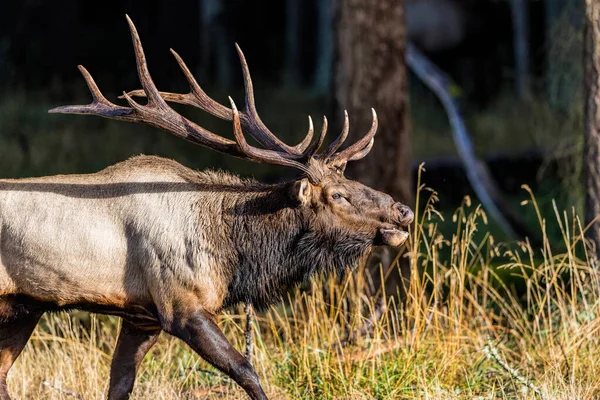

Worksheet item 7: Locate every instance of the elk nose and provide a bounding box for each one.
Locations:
[393,203,414,226]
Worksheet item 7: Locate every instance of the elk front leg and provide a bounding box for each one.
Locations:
[165,309,268,400]
[107,320,160,400]
[0,304,42,400]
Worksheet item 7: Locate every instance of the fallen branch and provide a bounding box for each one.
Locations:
[407,42,539,244]
[42,381,83,400]
[483,337,545,398]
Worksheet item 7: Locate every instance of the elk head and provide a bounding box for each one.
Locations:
[291,164,413,248]
[49,15,413,249]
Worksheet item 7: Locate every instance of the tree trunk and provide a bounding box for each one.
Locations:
[546,0,583,110]
[333,0,412,206]
[584,0,600,261]
[333,0,412,302]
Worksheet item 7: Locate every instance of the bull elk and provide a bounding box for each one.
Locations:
[0,16,413,400]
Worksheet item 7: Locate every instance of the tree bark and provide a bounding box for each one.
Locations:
[546,0,583,110]
[584,0,600,261]
[333,0,412,302]
[333,0,412,207]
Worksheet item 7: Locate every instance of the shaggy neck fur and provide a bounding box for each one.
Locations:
[220,181,373,310]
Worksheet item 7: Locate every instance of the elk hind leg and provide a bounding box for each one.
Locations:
[0,298,42,400]
[164,308,268,400]
[107,320,160,400]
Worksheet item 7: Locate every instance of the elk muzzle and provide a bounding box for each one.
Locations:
[393,203,414,227]
[377,202,413,247]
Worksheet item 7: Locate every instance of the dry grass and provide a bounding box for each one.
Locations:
[6,165,600,399]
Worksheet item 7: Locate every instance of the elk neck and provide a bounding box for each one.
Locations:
[218,179,373,310]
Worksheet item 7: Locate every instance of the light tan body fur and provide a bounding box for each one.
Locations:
[0,156,234,319]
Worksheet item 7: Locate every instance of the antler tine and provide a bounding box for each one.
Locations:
[330,109,378,164]
[347,137,374,161]
[233,44,257,116]
[293,116,315,154]
[234,44,315,154]
[304,116,328,160]
[229,97,322,182]
[322,110,349,159]
[125,15,166,108]
[121,48,239,121]
[73,65,109,105]
[170,48,233,120]
[49,65,133,119]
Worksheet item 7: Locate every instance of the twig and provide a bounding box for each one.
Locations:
[358,297,387,338]
[184,367,228,378]
[244,302,254,365]
[343,297,386,346]
[483,337,545,398]
[558,342,571,382]
[42,381,83,400]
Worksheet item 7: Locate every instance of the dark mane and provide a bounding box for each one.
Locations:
[222,183,372,310]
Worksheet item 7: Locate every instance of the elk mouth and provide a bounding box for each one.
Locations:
[376,226,410,247]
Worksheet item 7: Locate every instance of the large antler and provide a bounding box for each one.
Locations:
[49,16,378,183]
[124,46,320,157]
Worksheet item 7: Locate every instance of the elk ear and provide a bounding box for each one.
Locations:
[291,179,312,206]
